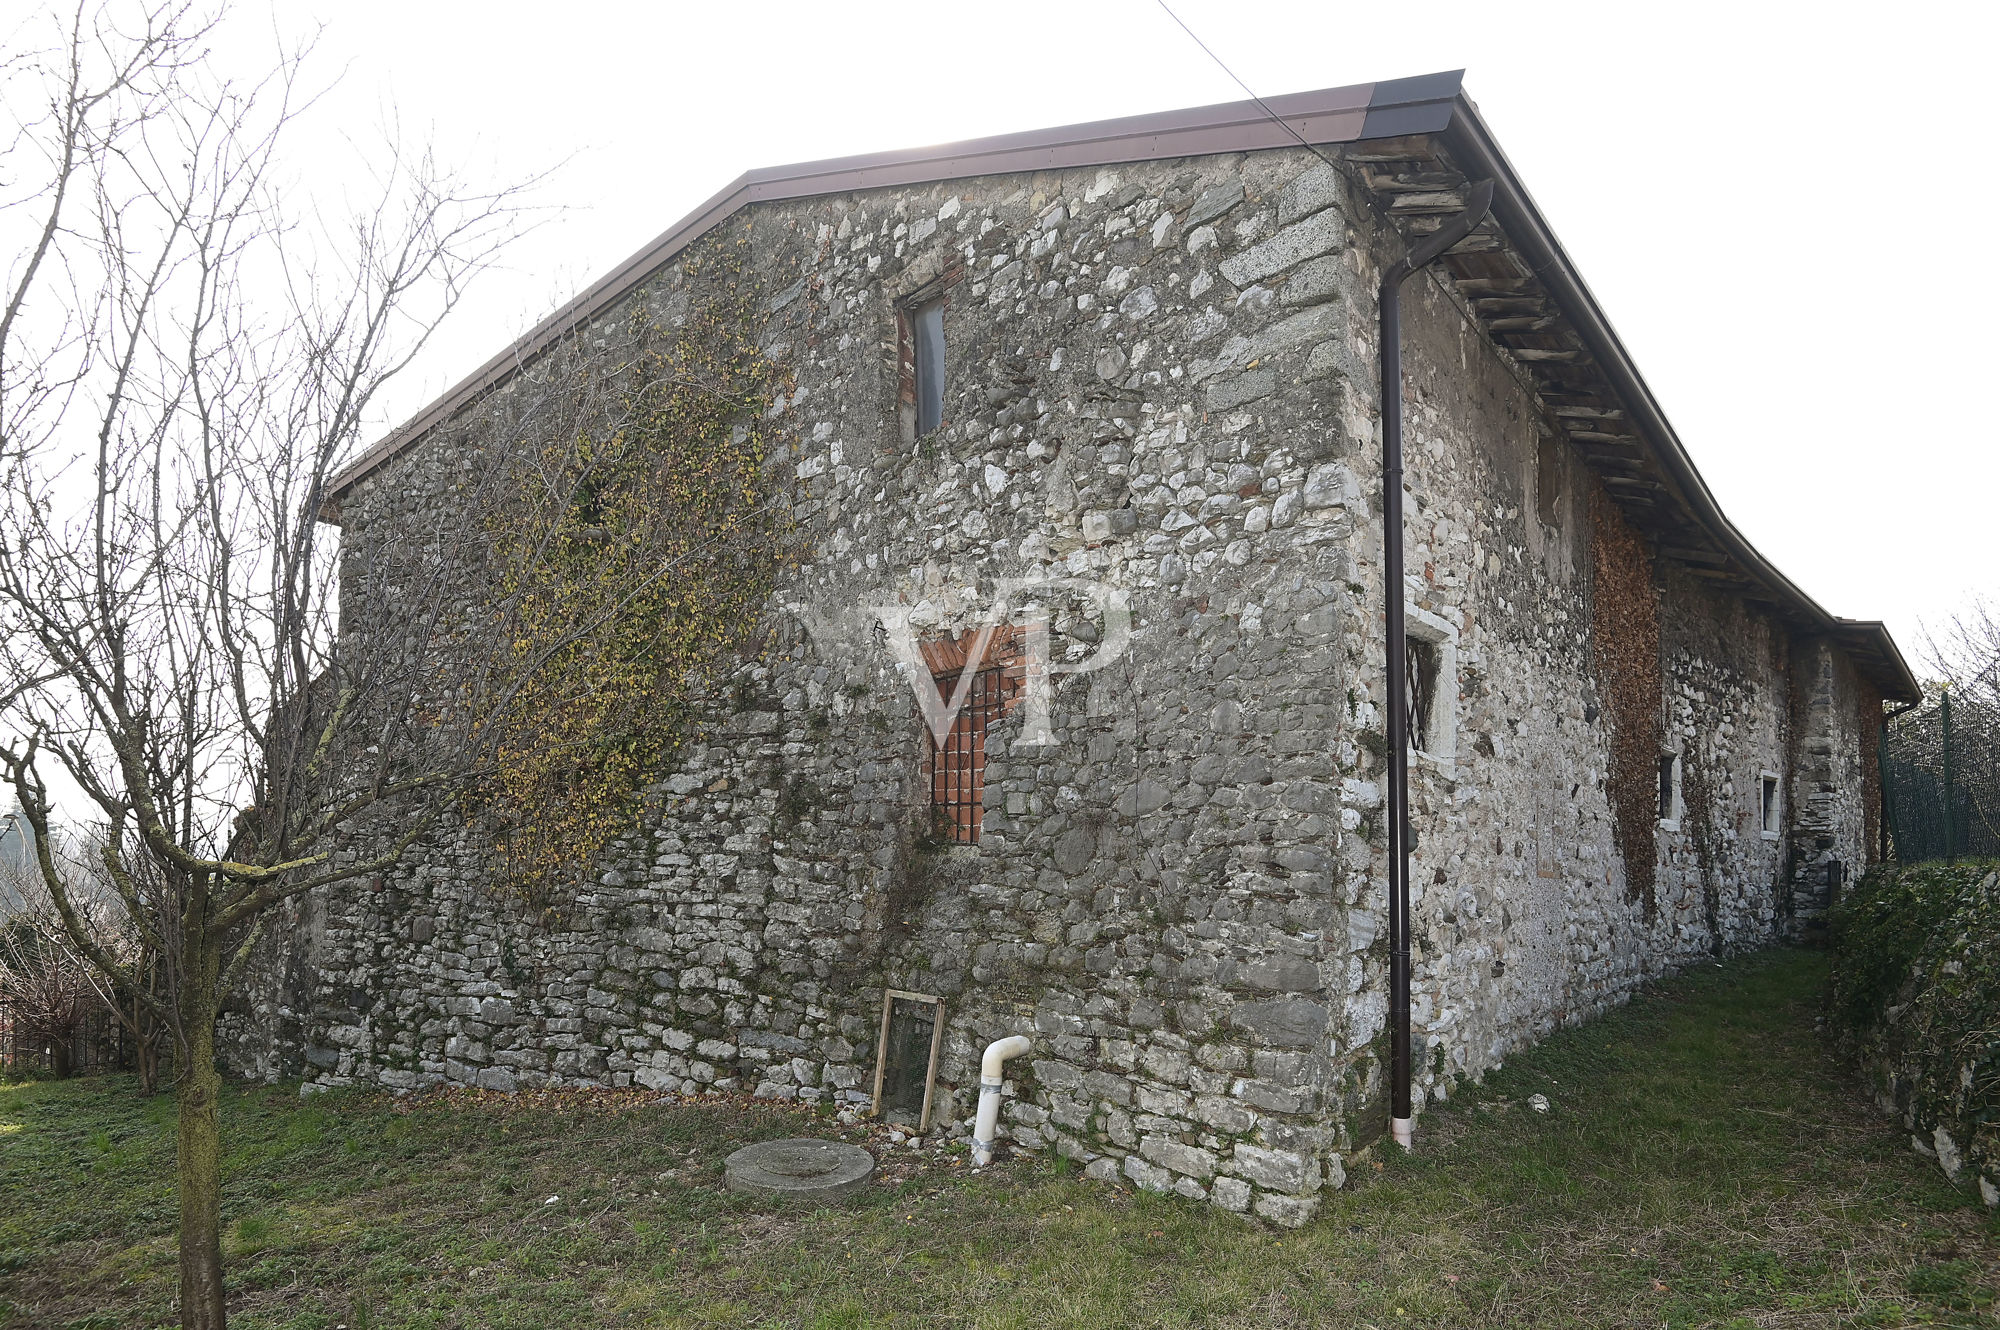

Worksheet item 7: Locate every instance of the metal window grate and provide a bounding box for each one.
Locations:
[1405,637,1438,753]
[925,666,1007,844]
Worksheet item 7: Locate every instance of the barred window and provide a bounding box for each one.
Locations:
[916,627,1024,845]
[925,666,1005,844]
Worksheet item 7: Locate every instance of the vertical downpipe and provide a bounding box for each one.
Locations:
[1377,179,1493,1151]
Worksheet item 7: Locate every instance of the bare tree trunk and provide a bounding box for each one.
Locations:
[176,913,226,1330]
[122,957,166,1095]
[137,1026,161,1096]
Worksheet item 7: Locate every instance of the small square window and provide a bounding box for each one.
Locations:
[910,298,944,436]
[1400,610,1459,770]
[1760,774,1780,837]
[1658,752,1682,827]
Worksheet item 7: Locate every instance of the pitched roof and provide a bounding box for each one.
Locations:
[327,71,1460,502]
[326,71,1917,703]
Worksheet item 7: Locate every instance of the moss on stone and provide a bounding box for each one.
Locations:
[1829,859,2000,1192]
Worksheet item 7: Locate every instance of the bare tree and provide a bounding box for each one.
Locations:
[0,864,95,1077]
[3,823,172,1089]
[0,4,792,1319]
[1885,598,2000,861]
[1920,597,2000,850]
[0,4,553,1324]
[0,825,147,1080]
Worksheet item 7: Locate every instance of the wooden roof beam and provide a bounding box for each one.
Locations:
[1663,546,1730,567]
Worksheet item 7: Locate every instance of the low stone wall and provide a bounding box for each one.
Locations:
[1829,861,2000,1207]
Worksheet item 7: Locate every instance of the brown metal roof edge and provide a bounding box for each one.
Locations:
[1434,98,1920,705]
[328,74,1466,504]
[1832,620,1923,705]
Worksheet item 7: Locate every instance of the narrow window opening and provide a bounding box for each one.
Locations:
[911,298,944,436]
[1658,752,1682,826]
[1406,637,1441,755]
[1535,435,1565,528]
[1761,774,1780,836]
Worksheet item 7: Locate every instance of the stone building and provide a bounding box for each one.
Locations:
[234,71,1918,1225]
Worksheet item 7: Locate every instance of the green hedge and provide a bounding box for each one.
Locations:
[1828,860,2000,1197]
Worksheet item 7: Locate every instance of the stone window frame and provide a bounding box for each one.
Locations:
[1404,605,1459,777]
[901,296,946,436]
[1658,750,1684,831]
[1759,770,1782,840]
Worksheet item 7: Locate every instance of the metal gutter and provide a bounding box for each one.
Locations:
[1380,180,1496,1151]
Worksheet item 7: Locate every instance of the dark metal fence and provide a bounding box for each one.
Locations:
[0,997,135,1076]
[1883,689,2000,863]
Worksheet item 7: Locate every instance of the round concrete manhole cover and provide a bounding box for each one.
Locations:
[723,1139,875,1200]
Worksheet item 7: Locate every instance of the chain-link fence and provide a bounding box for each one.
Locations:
[1883,689,2000,863]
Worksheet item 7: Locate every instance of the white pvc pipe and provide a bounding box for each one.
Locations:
[970,1035,1032,1166]
[1392,1115,1414,1151]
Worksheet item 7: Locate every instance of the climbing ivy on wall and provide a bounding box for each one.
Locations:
[1590,481,1662,919]
[476,236,793,903]
[1679,752,1725,954]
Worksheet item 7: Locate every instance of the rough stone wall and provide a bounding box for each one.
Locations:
[1363,273,1801,1095]
[1788,639,1878,919]
[243,143,1885,1226]
[1657,564,1794,955]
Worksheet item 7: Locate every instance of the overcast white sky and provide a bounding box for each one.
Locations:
[272,0,1991,663]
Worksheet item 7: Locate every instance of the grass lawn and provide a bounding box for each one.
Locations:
[1,949,1996,1328]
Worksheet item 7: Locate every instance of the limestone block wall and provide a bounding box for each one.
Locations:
[1788,638,1881,918]
[224,143,1885,1227]
[1656,567,1795,952]
[1358,271,1804,1097]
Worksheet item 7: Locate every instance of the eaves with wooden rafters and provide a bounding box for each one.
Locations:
[1341,75,1917,704]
